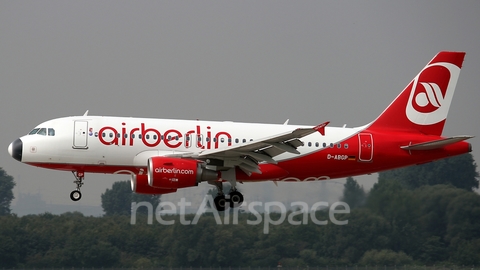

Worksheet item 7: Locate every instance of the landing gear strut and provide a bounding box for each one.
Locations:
[213,181,227,211]
[70,171,84,201]
[211,181,244,211]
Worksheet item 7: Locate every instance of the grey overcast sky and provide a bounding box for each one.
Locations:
[1,1,479,213]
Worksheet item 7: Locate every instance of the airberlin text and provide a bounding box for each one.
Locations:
[94,123,232,149]
[130,196,350,234]
[154,167,194,175]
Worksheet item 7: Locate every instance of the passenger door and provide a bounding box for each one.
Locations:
[73,120,89,149]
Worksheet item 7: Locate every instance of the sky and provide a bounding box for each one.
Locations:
[1,1,479,215]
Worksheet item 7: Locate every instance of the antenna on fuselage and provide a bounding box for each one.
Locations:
[83,110,89,116]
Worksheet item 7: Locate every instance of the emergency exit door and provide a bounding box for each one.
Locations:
[358,133,373,162]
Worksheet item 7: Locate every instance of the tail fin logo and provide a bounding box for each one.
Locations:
[416,82,443,109]
[406,62,460,125]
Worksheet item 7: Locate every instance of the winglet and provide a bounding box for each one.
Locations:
[313,121,330,136]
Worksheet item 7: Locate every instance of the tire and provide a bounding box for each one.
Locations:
[70,190,82,201]
[214,195,227,212]
[229,191,244,208]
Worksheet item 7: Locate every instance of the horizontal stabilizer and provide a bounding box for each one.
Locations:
[401,135,474,150]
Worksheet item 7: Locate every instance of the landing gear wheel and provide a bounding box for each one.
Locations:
[214,195,227,212]
[229,190,244,208]
[70,171,85,201]
[70,190,82,201]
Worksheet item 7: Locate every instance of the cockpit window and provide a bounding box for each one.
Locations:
[28,127,56,136]
[29,128,40,135]
[37,128,47,136]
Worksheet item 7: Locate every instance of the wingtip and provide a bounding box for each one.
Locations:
[314,121,330,136]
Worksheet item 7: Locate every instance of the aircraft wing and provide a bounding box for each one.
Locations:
[178,122,329,175]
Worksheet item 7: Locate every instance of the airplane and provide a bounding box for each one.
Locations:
[8,51,474,211]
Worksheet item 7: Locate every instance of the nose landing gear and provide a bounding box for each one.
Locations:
[70,171,84,201]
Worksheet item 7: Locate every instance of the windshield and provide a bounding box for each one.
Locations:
[28,127,56,136]
[28,128,40,135]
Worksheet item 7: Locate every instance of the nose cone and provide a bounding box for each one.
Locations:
[8,139,23,162]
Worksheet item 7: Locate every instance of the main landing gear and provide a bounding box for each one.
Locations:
[212,181,244,212]
[70,171,84,201]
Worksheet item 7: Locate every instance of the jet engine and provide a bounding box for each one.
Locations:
[147,157,218,189]
[130,174,177,195]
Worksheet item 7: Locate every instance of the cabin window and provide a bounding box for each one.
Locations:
[344,144,349,149]
[196,135,203,147]
[185,134,193,148]
[308,142,312,147]
[315,142,319,147]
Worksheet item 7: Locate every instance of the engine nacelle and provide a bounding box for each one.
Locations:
[130,174,177,195]
[148,157,218,189]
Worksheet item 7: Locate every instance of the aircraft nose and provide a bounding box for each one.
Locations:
[8,138,23,162]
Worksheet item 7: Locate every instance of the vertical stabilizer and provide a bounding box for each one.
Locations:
[368,51,465,136]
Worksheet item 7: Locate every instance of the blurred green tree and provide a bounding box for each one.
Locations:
[0,167,15,216]
[101,180,161,216]
[340,177,366,209]
[379,153,479,191]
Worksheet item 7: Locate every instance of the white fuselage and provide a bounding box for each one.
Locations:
[19,115,362,177]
